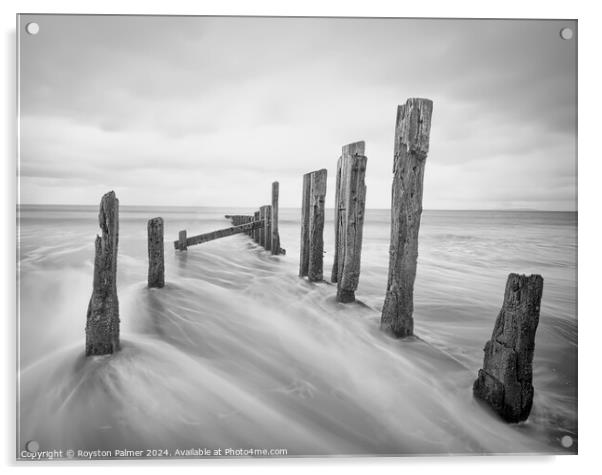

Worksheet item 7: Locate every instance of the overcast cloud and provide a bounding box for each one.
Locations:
[19,15,577,210]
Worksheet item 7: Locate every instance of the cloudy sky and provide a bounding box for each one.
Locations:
[19,15,576,210]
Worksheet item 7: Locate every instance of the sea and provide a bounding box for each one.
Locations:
[17,205,577,457]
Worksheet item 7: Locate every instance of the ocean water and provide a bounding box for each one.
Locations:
[17,205,577,457]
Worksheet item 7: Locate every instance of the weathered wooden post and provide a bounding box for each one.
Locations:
[265,205,272,252]
[332,142,367,302]
[380,98,433,336]
[299,173,312,277]
[86,191,120,356]
[331,158,342,283]
[254,211,260,243]
[473,273,544,422]
[308,169,327,281]
[177,230,187,251]
[259,206,267,248]
[147,217,165,288]
[271,182,281,255]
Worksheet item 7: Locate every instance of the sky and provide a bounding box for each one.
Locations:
[18,15,577,210]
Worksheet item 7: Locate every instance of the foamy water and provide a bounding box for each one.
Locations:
[17,206,577,457]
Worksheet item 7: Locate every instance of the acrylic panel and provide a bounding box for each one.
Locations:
[17,15,577,460]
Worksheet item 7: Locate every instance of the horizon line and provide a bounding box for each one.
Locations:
[16,203,577,213]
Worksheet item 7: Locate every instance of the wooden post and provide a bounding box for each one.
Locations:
[147,217,165,288]
[308,169,327,281]
[331,157,342,283]
[86,191,120,356]
[259,206,267,248]
[380,98,433,336]
[271,181,281,255]
[178,230,187,251]
[264,205,272,251]
[299,173,312,277]
[254,211,260,243]
[473,274,544,422]
[332,141,367,303]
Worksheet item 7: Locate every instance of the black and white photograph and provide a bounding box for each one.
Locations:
[16,14,577,459]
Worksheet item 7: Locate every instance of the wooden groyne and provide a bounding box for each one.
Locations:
[380,98,433,337]
[85,191,120,356]
[331,142,367,302]
[241,181,284,254]
[82,99,551,426]
[473,274,544,422]
[175,181,284,254]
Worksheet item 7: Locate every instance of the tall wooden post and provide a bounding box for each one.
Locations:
[331,158,342,283]
[265,205,272,252]
[380,98,433,337]
[308,169,327,281]
[147,217,165,288]
[332,141,367,303]
[299,173,312,277]
[86,191,120,356]
[271,182,281,255]
[178,230,188,251]
[473,273,544,422]
[259,206,267,248]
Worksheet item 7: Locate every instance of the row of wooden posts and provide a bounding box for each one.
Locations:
[298,141,369,305]
[298,99,430,336]
[84,97,544,424]
[294,98,543,423]
[85,181,282,356]
[174,182,283,255]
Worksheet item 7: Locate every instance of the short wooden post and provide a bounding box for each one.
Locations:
[380,98,433,336]
[254,211,260,242]
[299,173,312,277]
[86,191,120,356]
[308,169,327,281]
[473,274,544,422]
[147,217,165,288]
[332,141,367,302]
[178,230,188,251]
[271,181,281,255]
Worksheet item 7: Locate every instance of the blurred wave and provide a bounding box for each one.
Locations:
[17,206,577,456]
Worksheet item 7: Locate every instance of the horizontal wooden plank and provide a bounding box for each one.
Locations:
[173,220,265,248]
